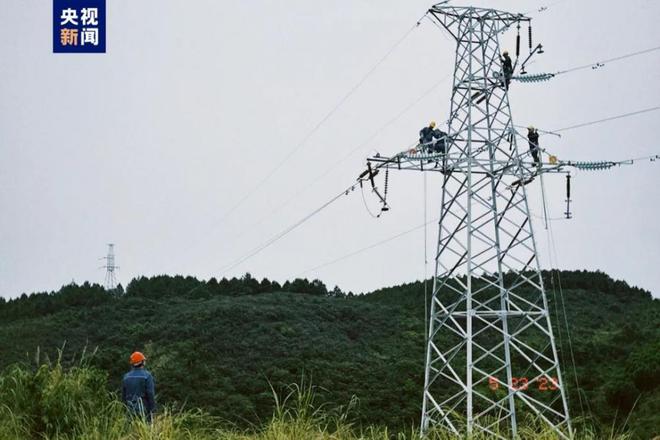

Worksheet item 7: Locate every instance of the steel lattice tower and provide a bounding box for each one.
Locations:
[101,243,119,291]
[368,4,572,439]
[419,5,571,438]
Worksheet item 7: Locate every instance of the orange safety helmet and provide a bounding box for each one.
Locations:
[129,351,146,366]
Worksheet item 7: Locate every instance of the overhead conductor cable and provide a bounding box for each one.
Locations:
[215,17,425,223]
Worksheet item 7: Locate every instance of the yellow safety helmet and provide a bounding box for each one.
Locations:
[549,155,558,165]
[528,125,535,130]
[429,121,436,128]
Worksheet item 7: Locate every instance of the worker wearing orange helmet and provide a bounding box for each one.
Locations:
[122,351,156,421]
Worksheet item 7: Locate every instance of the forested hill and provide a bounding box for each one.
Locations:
[0,271,658,438]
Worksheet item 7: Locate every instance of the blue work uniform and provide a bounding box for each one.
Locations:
[419,126,434,146]
[528,130,540,165]
[122,367,156,421]
[432,129,447,153]
[501,54,513,89]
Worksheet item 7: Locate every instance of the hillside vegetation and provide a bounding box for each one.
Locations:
[0,271,657,439]
[0,358,636,440]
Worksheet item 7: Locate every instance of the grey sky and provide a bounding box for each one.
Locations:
[1,0,659,299]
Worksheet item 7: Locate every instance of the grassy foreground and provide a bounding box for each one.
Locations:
[0,356,632,440]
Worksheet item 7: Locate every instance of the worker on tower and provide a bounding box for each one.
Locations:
[418,121,449,155]
[527,126,541,166]
[431,126,448,154]
[122,351,156,422]
[501,50,513,89]
[419,121,437,151]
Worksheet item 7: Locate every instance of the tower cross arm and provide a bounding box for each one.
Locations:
[428,5,530,40]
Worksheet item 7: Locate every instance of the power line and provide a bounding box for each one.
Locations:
[220,182,360,274]
[219,106,658,274]
[216,20,423,224]
[215,41,660,274]
[514,106,660,139]
[222,41,659,233]
[295,217,438,277]
[230,74,450,241]
[217,71,448,270]
[553,105,660,133]
[555,45,660,76]
[546,222,589,417]
[511,45,660,84]
[213,36,660,271]
[221,150,405,273]
[360,181,381,218]
[523,0,568,15]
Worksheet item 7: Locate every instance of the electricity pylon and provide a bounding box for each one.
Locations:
[101,243,119,291]
[367,4,571,439]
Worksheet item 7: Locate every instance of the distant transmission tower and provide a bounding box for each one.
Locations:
[101,243,119,290]
[367,4,571,439]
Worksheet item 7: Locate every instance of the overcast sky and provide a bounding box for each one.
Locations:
[1,0,659,299]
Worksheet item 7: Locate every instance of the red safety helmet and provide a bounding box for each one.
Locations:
[129,351,146,366]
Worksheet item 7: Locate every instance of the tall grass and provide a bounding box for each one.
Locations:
[0,356,633,440]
